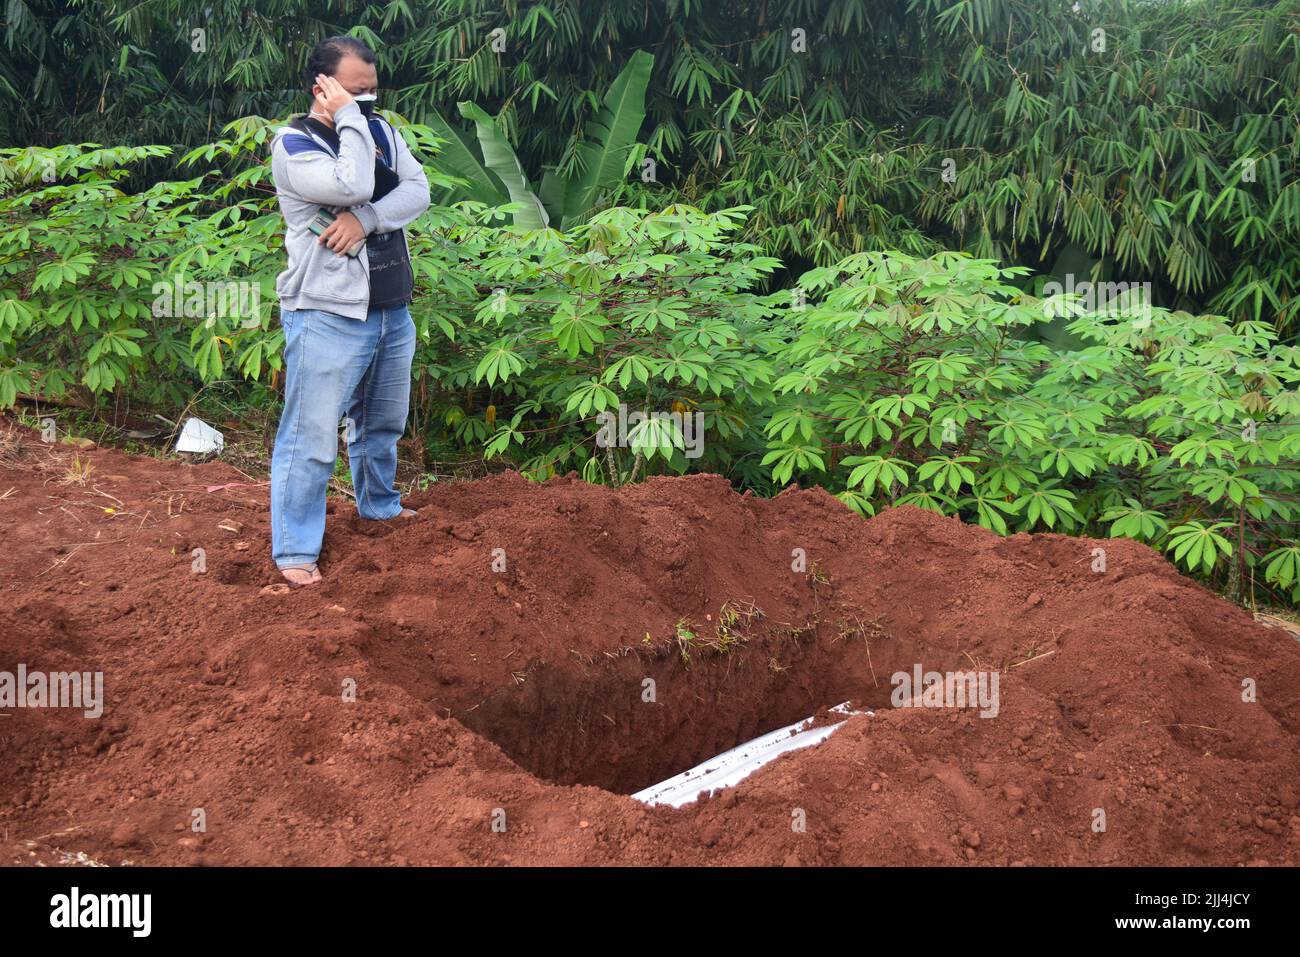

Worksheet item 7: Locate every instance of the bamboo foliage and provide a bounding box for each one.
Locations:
[2,0,1299,328]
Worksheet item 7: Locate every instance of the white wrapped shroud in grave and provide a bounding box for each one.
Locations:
[630,702,870,808]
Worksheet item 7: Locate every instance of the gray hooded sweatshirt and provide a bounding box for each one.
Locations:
[270,101,430,320]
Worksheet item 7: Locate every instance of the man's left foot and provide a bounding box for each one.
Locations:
[397,507,417,519]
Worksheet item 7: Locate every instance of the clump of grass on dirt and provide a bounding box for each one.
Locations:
[670,600,766,668]
[59,453,95,486]
[715,599,764,649]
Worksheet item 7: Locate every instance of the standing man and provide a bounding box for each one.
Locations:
[269,36,429,586]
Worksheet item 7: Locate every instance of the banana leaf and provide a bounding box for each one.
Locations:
[457,102,550,229]
[424,109,506,207]
[560,49,654,230]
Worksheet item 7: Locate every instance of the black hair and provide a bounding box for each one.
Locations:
[304,36,376,90]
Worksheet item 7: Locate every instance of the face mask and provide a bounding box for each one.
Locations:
[354,93,378,118]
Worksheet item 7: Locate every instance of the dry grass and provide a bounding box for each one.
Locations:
[0,423,24,467]
[58,453,95,487]
[1255,612,1300,640]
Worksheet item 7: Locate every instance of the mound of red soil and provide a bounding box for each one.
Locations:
[2,417,1298,865]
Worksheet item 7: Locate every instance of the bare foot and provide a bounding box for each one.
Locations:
[397,507,417,519]
[280,563,321,586]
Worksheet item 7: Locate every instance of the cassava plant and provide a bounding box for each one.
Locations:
[763,250,1300,603]
[450,203,783,485]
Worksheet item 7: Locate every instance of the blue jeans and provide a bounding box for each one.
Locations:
[271,304,417,568]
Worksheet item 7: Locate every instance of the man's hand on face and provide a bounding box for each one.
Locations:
[318,211,366,254]
[313,74,356,122]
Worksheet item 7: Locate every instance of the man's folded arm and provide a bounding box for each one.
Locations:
[351,128,431,235]
[276,102,377,208]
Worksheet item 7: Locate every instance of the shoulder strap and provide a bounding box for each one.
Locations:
[368,117,397,168]
[275,116,339,158]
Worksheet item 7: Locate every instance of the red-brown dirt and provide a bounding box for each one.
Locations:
[1,416,1298,866]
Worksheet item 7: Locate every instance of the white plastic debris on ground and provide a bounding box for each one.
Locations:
[175,417,224,454]
[630,702,870,808]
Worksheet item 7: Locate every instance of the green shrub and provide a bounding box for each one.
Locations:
[0,137,282,409]
[435,203,780,483]
[764,250,1300,600]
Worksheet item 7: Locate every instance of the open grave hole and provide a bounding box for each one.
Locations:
[441,612,961,797]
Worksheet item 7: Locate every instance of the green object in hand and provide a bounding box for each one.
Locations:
[307,208,365,257]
